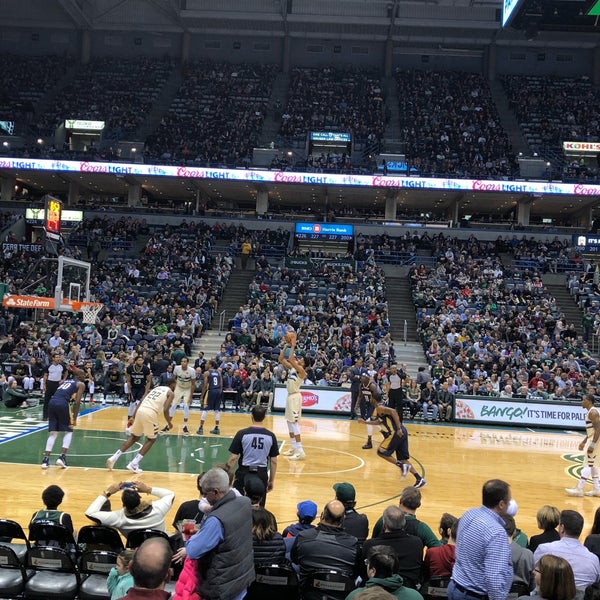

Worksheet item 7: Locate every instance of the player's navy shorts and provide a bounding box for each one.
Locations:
[379,424,409,460]
[48,400,72,432]
[359,399,375,421]
[206,390,222,411]
[130,387,146,403]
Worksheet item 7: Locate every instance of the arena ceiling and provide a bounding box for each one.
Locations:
[1,0,597,50]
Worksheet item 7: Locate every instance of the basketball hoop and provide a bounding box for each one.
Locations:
[72,300,104,324]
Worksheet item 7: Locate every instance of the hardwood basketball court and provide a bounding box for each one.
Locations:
[0,403,594,540]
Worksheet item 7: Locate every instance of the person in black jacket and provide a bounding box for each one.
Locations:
[361,506,424,590]
[333,482,369,542]
[291,499,361,597]
[528,505,561,553]
[251,506,287,566]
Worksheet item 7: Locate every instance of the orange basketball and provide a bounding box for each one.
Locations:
[285,331,296,343]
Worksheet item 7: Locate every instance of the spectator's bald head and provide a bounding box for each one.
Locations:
[130,537,172,590]
[321,500,346,527]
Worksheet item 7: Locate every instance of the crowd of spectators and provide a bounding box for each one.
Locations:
[35,57,174,138]
[409,233,598,415]
[280,67,386,146]
[0,53,74,125]
[12,472,600,600]
[144,61,278,165]
[2,52,600,184]
[502,75,600,179]
[0,217,236,396]
[396,69,516,179]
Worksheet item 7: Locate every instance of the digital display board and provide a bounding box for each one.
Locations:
[65,119,105,130]
[45,196,62,241]
[309,132,351,143]
[294,222,354,242]
[502,0,524,26]
[574,234,600,254]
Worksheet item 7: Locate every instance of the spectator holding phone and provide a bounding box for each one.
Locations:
[85,480,175,537]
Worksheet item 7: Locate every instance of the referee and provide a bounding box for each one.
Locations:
[42,353,66,420]
[226,405,278,506]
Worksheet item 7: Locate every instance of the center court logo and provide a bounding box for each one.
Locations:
[563,453,584,481]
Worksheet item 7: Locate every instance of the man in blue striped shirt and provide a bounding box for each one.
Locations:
[448,479,514,600]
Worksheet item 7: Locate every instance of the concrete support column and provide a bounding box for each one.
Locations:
[446,198,460,225]
[486,43,497,81]
[385,194,397,221]
[0,176,15,202]
[127,184,141,207]
[67,181,79,207]
[577,206,594,230]
[282,35,290,74]
[384,38,393,77]
[517,198,531,227]
[593,45,600,87]
[182,30,190,64]
[256,190,269,216]
[81,30,91,65]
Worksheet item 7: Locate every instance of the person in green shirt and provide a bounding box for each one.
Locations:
[346,545,422,600]
[372,487,441,549]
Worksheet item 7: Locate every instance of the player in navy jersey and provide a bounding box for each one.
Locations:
[226,405,279,506]
[360,395,426,489]
[125,355,153,425]
[41,369,86,470]
[358,373,383,449]
[197,361,222,435]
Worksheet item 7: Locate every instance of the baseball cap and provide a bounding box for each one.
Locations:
[243,475,266,499]
[297,500,317,520]
[333,482,356,502]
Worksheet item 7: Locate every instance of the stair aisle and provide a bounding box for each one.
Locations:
[192,268,256,360]
[544,277,583,336]
[385,277,428,375]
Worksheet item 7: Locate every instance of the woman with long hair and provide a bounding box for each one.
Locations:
[519,555,576,600]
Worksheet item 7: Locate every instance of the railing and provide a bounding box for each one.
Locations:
[218,310,227,333]
[403,320,408,345]
[511,259,584,273]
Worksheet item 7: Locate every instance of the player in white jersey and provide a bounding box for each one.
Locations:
[279,334,308,461]
[566,394,600,497]
[162,357,195,435]
[106,378,176,474]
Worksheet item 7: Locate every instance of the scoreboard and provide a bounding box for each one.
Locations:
[294,222,354,242]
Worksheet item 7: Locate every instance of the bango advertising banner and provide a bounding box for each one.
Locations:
[454,396,586,429]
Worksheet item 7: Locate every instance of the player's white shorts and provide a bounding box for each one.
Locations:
[130,408,159,439]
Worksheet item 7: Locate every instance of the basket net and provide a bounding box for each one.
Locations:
[72,301,103,324]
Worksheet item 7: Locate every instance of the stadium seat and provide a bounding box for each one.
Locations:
[24,546,80,600]
[0,545,31,598]
[425,576,450,599]
[77,525,124,554]
[126,528,170,549]
[0,518,30,563]
[78,550,118,600]
[246,563,300,600]
[29,521,78,558]
[302,569,356,600]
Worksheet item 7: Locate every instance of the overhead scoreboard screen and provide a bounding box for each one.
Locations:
[294,222,354,242]
[502,0,524,26]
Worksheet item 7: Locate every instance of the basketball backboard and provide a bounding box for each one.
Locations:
[54,256,91,311]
